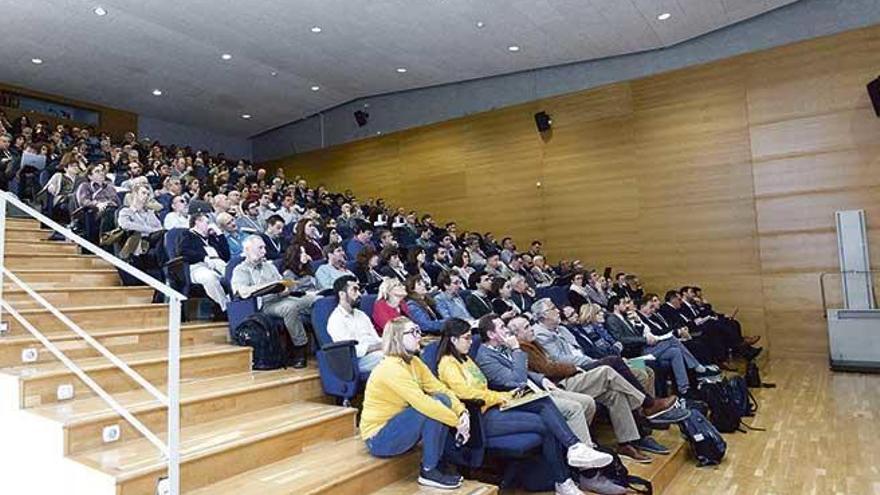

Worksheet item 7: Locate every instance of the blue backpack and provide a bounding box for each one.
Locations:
[677,409,727,466]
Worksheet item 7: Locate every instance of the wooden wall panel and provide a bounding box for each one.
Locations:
[271,25,880,359]
[0,81,137,139]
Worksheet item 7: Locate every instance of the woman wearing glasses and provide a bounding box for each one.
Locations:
[361,317,470,490]
[435,318,613,495]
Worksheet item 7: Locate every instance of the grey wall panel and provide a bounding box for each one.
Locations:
[252,0,880,162]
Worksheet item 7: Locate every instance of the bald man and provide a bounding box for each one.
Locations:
[231,235,317,368]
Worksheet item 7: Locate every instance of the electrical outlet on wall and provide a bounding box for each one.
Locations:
[102,424,121,443]
[21,348,38,363]
[0,321,8,335]
[56,384,74,401]
[156,477,169,495]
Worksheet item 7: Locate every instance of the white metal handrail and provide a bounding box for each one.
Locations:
[0,191,185,300]
[0,192,184,495]
[3,268,169,404]
[0,298,169,456]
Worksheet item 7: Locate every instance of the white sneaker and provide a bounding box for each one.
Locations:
[566,442,613,469]
[555,478,585,495]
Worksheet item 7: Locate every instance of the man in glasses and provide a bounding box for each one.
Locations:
[327,275,384,374]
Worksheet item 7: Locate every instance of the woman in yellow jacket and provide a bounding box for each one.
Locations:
[437,318,612,495]
[360,316,470,490]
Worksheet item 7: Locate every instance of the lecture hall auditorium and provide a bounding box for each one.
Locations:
[0,1,879,494]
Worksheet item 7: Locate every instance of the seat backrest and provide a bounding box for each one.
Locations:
[224,255,246,293]
[537,285,568,309]
[164,228,187,259]
[310,259,327,273]
[422,341,441,375]
[311,296,339,347]
[359,294,377,319]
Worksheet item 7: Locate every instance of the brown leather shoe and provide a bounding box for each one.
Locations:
[743,335,761,346]
[617,444,652,464]
[719,361,737,371]
[642,396,677,419]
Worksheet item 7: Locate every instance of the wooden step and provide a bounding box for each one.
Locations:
[4,240,78,254]
[5,226,52,242]
[71,403,357,495]
[5,253,111,270]
[0,343,252,408]
[29,367,324,455]
[373,475,498,495]
[187,436,420,495]
[1,303,168,337]
[5,217,40,228]
[7,269,120,288]
[4,286,155,310]
[618,428,688,494]
[0,321,227,367]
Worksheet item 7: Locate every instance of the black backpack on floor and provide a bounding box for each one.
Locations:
[596,446,653,494]
[698,378,743,433]
[232,312,288,370]
[677,409,727,467]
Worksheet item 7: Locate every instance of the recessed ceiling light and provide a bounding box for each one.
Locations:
[657,13,671,20]
[270,71,278,76]
[396,67,407,73]
[507,45,520,52]
[31,58,43,65]
[241,114,251,119]
[152,89,162,96]
[310,26,322,33]
[476,21,485,28]
[94,6,107,16]
[221,53,232,60]
[310,85,320,91]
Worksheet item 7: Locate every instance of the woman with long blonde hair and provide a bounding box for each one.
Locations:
[360,317,469,490]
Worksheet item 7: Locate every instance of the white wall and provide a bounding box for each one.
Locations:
[138,115,252,159]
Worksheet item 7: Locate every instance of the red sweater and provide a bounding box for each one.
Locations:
[371,299,411,335]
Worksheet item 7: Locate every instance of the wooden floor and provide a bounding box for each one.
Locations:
[664,358,880,495]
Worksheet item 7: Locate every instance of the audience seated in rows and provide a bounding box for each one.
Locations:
[436,318,613,495]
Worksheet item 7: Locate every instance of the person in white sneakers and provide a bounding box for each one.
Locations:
[438,318,611,495]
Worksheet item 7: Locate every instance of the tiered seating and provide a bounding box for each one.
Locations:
[0,217,498,495]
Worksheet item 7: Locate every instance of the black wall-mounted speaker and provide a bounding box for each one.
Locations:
[534,111,552,132]
[354,110,370,127]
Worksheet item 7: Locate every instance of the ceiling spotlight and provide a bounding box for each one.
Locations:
[152,89,162,96]
[270,71,278,76]
[241,114,251,119]
[310,85,320,91]
[396,67,407,73]
[221,53,232,60]
[94,6,107,16]
[31,58,43,65]
[476,21,485,28]
[507,45,521,52]
[310,26,322,33]
[657,13,671,20]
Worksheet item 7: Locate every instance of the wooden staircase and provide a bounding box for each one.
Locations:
[0,217,497,495]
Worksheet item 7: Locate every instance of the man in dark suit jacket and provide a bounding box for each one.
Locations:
[680,286,761,360]
[606,296,717,397]
[260,215,287,261]
[464,271,495,319]
[660,290,729,366]
[179,213,231,316]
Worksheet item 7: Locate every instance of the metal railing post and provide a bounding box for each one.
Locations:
[0,195,6,326]
[167,296,182,495]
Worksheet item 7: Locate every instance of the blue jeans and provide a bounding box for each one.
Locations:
[647,339,701,394]
[365,394,452,470]
[484,406,571,484]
